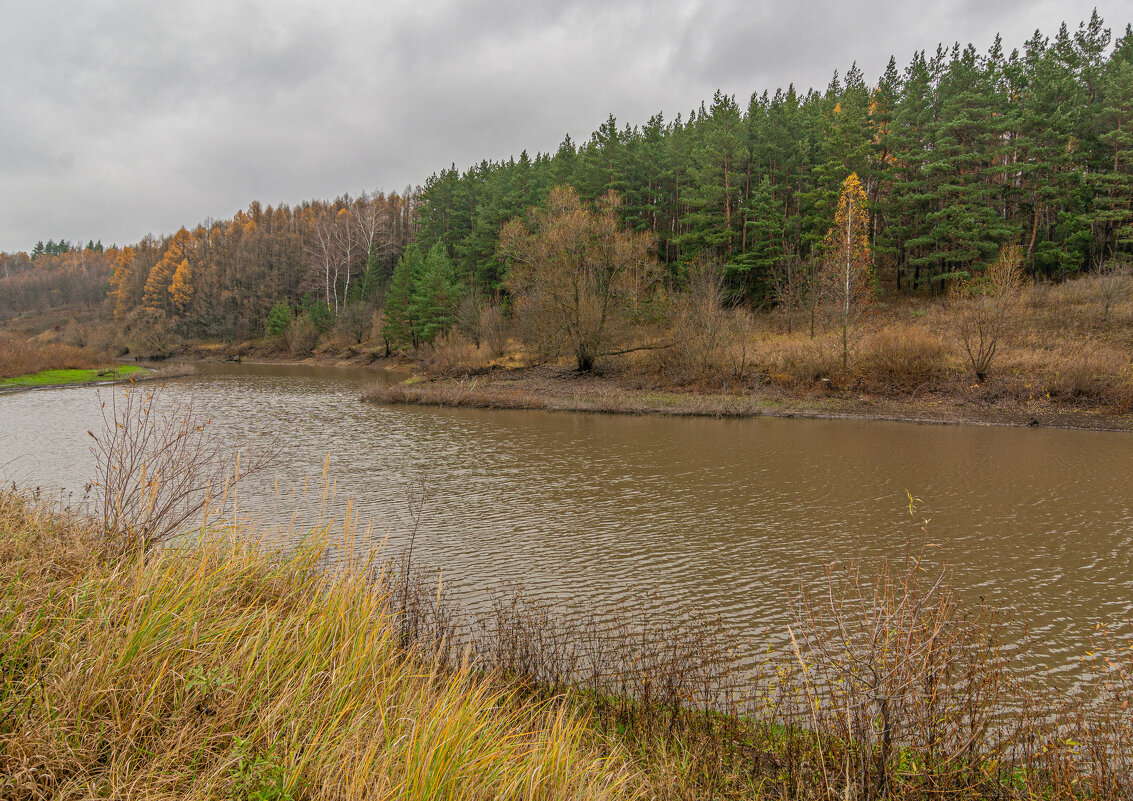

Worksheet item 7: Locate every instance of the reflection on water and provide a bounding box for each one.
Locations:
[2,360,1132,680]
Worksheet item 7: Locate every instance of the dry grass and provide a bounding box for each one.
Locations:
[0,331,102,378]
[4,482,1133,800]
[853,324,954,394]
[422,333,497,378]
[1041,342,1133,412]
[0,488,639,801]
[364,378,545,410]
[759,334,841,388]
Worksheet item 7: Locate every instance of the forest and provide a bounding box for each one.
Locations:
[1,13,1131,389]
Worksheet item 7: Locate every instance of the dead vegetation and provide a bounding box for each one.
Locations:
[365,265,1132,423]
[7,483,1131,800]
[0,331,102,378]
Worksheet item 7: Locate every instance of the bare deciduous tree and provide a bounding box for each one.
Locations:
[952,244,1028,382]
[500,186,660,372]
[771,254,824,337]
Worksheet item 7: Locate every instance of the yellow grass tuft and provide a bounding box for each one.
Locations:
[0,489,639,800]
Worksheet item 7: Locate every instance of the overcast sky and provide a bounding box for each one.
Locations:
[2,0,1127,252]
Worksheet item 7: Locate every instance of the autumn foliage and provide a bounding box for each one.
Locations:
[500,187,659,372]
[822,173,874,368]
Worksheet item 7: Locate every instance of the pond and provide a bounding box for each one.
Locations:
[2,361,1131,682]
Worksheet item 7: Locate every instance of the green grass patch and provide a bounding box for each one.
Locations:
[0,364,151,388]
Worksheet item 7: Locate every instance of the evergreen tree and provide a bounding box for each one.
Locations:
[410,242,461,344]
[383,247,422,350]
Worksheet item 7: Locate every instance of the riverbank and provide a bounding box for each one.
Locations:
[161,343,1133,431]
[4,484,1133,800]
[0,488,638,800]
[0,364,160,392]
[360,364,1133,432]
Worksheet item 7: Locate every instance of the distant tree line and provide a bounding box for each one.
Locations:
[415,13,1133,300]
[2,13,1130,348]
[0,248,113,318]
[102,193,416,342]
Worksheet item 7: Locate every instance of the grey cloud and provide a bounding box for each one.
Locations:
[0,0,1124,250]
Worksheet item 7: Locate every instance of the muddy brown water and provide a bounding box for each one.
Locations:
[2,361,1131,682]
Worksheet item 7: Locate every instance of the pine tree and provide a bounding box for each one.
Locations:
[410,242,461,344]
[382,247,422,350]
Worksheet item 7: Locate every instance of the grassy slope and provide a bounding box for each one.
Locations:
[0,491,638,801]
[0,365,151,388]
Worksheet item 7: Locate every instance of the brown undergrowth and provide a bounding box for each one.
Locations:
[4,487,1133,799]
[379,273,1133,422]
[0,331,102,378]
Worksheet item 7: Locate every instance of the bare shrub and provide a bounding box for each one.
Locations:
[770,255,822,336]
[952,244,1028,382]
[787,541,1017,799]
[661,262,754,383]
[1095,259,1132,322]
[856,324,952,393]
[422,332,491,377]
[479,299,508,357]
[1060,621,1133,798]
[455,294,509,357]
[87,384,278,551]
[123,307,179,359]
[285,313,320,356]
[0,332,100,378]
[1044,343,1133,411]
[472,586,740,725]
[88,322,129,357]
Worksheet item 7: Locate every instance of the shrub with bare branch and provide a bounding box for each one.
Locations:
[788,539,1016,799]
[663,260,756,383]
[951,244,1028,382]
[87,384,278,551]
[1095,258,1132,322]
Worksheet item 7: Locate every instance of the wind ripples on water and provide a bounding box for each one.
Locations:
[1,360,1131,683]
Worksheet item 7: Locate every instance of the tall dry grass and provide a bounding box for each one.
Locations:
[0,489,639,801]
[0,331,101,378]
[5,477,1133,799]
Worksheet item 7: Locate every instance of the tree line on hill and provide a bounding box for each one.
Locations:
[1,13,1130,354]
[415,12,1133,302]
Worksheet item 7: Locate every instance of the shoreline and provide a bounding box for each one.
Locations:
[123,345,1133,432]
[359,365,1133,433]
[0,364,184,395]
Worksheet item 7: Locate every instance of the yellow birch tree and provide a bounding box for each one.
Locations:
[822,173,873,368]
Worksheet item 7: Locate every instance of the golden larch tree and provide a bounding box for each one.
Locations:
[142,228,194,313]
[109,246,137,319]
[168,258,194,315]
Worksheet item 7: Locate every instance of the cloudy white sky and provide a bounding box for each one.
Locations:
[1,0,1127,251]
